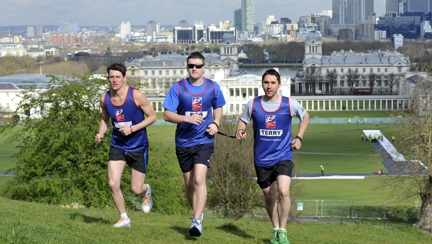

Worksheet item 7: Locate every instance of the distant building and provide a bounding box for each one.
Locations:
[26,26,35,37]
[58,22,79,34]
[146,21,160,36]
[179,20,188,28]
[406,0,430,13]
[173,22,205,43]
[296,31,411,95]
[120,22,131,40]
[357,20,375,40]
[392,34,404,50]
[125,41,239,96]
[36,25,43,36]
[242,0,254,32]
[234,9,242,31]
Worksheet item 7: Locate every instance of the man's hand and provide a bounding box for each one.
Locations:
[95,134,104,143]
[186,113,204,125]
[236,129,247,140]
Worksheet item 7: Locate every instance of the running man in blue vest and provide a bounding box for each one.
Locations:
[95,63,157,228]
[236,69,309,244]
[162,52,226,237]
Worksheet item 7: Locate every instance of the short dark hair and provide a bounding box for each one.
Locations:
[262,69,281,84]
[107,63,126,76]
[187,52,205,64]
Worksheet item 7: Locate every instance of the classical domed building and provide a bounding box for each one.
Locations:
[295,31,411,95]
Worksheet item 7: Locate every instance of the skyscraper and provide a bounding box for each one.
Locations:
[332,0,340,24]
[146,21,160,36]
[406,0,431,13]
[120,22,131,39]
[241,0,254,32]
[234,9,242,31]
[333,0,374,24]
[365,0,374,19]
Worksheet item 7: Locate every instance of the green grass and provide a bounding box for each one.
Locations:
[0,115,431,243]
[0,196,431,244]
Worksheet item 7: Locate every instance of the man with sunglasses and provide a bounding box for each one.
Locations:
[162,52,226,237]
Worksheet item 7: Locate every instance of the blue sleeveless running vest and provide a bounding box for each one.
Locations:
[252,96,293,167]
[104,87,148,151]
[175,78,216,147]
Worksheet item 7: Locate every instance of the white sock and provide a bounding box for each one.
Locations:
[120,212,128,219]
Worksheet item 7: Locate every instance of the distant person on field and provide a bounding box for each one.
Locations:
[162,52,226,237]
[94,63,157,228]
[236,68,309,244]
[321,165,325,176]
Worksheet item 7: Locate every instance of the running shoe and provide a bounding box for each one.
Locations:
[188,218,203,237]
[270,229,279,244]
[278,229,290,244]
[113,217,130,228]
[142,184,153,213]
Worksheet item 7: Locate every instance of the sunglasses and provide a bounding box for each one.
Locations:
[187,64,204,69]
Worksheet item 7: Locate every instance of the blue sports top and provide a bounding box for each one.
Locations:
[162,77,226,147]
[251,96,293,167]
[104,87,148,151]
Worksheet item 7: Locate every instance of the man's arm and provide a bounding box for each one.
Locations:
[95,95,109,144]
[163,109,204,125]
[205,106,223,135]
[235,119,248,140]
[118,89,157,136]
[291,111,309,150]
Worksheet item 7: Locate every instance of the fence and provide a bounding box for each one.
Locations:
[292,200,420,220]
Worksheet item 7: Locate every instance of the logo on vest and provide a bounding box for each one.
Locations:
[265,115,276,128]
[192,97,202,110]
[115,109,125,121]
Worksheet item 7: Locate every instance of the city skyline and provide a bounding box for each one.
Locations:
[0,0,385,27]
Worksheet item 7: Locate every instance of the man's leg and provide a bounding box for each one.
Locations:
[108,160,127,214]
[262,183,279,228]
[276,175,292,229]
[183,163,207,218]
[191,163,208,220]
[130,168,147,195]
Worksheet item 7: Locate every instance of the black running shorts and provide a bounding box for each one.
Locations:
[175,143,214,173]
[108,146,148,174]
[254,160,294,189]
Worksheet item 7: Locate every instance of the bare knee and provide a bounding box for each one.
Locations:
[278,189,290,200]
[109,179,120,192]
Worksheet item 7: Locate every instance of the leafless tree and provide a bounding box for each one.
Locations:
[387,79,432,232]
[387,73,399,95]
[368,72,376,94]
[326,70,338,95]
[242,44,265,63]
[303,66,321,94]
[346,69,360,94]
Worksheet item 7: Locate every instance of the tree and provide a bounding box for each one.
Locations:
[346,69,360,94]
[105,46,112,56]
[242,43,265,63]
[326,70,338,95]
[207,122,262,220]
[0,75,189,213]
[368,72,377,94]
[387,73,399,95]
[0,75,112,207]
[303,66,321,94]
[390,78,432,231]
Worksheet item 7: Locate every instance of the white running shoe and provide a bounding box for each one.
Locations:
[142,184,153,213]
[113,217,130,228]
[189,218,203,237]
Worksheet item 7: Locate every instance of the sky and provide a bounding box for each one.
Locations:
[0,0,386,27]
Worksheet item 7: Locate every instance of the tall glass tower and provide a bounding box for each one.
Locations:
[241,0,254,32]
